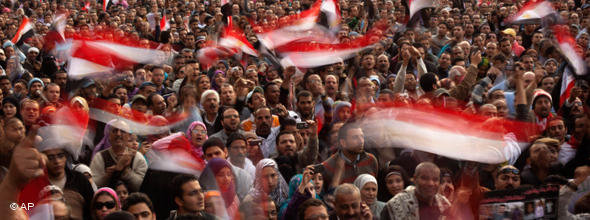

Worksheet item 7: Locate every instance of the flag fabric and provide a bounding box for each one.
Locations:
[408,0,436,21]
[37,105,90,160]
[67,39,171,78]
[560,67,576,107]
[103,0,111,11]
[552,25,586,106]
[218,17,258,56]
[160,10,170,31]
[146,132,206,175]
[43,13,67,52]
[360,106,533,164]
[504,0,557,24]
[11,16,35,46]
[320,0,341,31]
[82,2,91,11]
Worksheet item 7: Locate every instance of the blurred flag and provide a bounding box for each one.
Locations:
[147,133,206,175]
[408,0,435,21]
[219,17,258,57]
[11,16,34,46]
[504,0,557,24]
[160,10,170,31]
[553,25,586,106]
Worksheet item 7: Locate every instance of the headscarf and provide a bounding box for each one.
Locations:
[353,174,378,191]
[331,101,352,124]
[28,78,44,90]
[2,96,21,118]
[211,70,226,91]
[93,187,121,209]
[92,119,130,158]
[186,121,207,158]
[249,159,289,206]
[199,158,237,207]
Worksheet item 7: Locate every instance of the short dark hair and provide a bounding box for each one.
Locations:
[419,73,438,92]
[338,122,361,141]
[171,174,199,200]
[122,192,154,212]
[298,199,326,220]
[146,93,162,107]
[296,90,313,101]
[202,137,226,153]
[276,130,296,146]
[227,132,247,148]
[451,57,465,65]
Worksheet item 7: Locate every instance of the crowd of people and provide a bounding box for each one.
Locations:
[0,0,590,219]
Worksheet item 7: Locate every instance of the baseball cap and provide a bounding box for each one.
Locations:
[501,28,516,37]
[246,86,264,103]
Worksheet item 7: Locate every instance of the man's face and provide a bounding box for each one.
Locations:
[203,94,219,114]
[43,149,67,178]
[220,86,237,106]
[277,133,297,157]
[46,85,60,102]
[152,69,165,86]
[109,127,129,148]
[222,109,240,132]
[178,180,205,213]
[127,202,155,220]
[541,77,555,92]
[30,82,43,95]
[532,33,543,45]
[265,84,280,105]
[500,40,512,54]
[495,169,520,190]
[452,26,464,38]
[377,56,389,72]
[533,96,551,118]
[151,94,166,115]
[255,108,273,137]
[438,24,447,35]
[439,54,451,68]
[140,85,156,98]
[307,75,325,96]
[415,167,441,199]
[249,93,266,110]
[523,57,534,71]
[205,146,227,161]
[54,73,67,87]
[296,96,314,118]
[0,79,11,92]
[229,139,247,162]
[529,143,557,169]
[335,191,361,220]
[361,55,375,70]
[303,205,329,220]
[22,102,40,124]
[340,128,364,154]
[325,75,339,95]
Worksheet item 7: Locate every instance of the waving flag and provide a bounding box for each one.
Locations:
[320,0,341,31]
[37,105,90,160]
[504,0,557,24]
[103,0,111,11]
[218,17,258,56]
[147,133,206,175]
[82,2,91,11]
[361,106,534,164]
[552,25,586,106]
[67,39,171,78]
[11,16,35,46]
[160,10,170,31]
[408,0,436,21]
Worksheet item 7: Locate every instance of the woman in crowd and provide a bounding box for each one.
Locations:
[354,174,386,219]
[245,158,289,206]
[91,187,121,220]
[198,158,240,218]
[185,121,208,159]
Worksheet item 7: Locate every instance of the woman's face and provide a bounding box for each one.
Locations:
[261,166,279,193]
[198,77,211,91]
[191,125,207,146]
[215,167,234,191]
[3,102,16,118]
[360,182,378,205]
[386,174,404,197]
[115,184,129,202]
[94,195,117,220]
[214,73,226,87]
[312,173,324,193]
[337,106,351,122]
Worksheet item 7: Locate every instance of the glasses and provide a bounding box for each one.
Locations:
[46,153,67,161]
[192,129,207,135]
[223,115,239,119]
[94,201,116,210]
[499,167,519,175]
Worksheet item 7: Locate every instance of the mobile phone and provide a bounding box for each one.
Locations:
[297,122,309,129]
[312,164,324,174]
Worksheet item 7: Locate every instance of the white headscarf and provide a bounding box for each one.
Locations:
[353,174,378,190]
[248,159,289,205]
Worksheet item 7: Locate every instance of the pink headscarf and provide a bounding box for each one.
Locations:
[94,187,121,209]
[186,121,208,157]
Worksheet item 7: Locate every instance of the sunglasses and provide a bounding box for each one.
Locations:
[94,201,116,210]
[499,167,519,175]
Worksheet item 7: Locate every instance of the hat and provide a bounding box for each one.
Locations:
[81,79,95,88]
[139,81,156,89]
[543,58,558,66]
[497,165,519,176]
[501,28,516,37]
[246,86,264,103]
[130,94,147,105]
[28,47,39,54]
[73,164,93,177]
[434,88,451,98]
[28,78,44,89]
[532,89,552,106]
[196,36,206,43]
[582,3,590,9]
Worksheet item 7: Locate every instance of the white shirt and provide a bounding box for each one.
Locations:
[559,142,576,165]
[259,127,280,158]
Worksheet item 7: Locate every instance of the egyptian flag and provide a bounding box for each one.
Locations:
[67,38,171,79]
[43,13,67,53]
[553,25,587,106]
[147,132,206,176]
[160,10,170,31]
[408,0,435,22]
[360,106,534,164]
[320,0,341,32]
[11,16,34,46]
[504,0,557,24]
[82,1,91,11]
[218,17,258,57]
[103,0,111,11]
[37,105,90,160]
